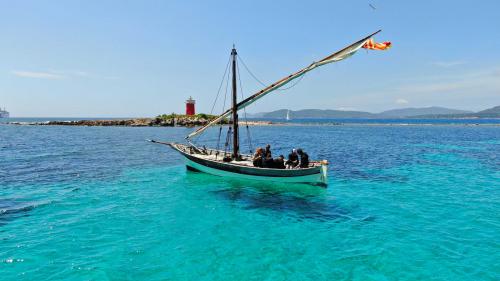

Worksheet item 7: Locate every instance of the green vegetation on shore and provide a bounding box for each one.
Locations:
[156,113,219,121]
[154,113,229,126]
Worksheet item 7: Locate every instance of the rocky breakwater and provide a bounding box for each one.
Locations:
[151,114,227,127]
[7,114,278,127]
[8,114,232,127]
[36,118,154,127]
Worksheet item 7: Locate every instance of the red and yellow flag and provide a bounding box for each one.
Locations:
[362,39,392,50]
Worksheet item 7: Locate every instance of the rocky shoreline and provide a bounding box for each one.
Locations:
[7,117,277,127]
[6,117,498,127]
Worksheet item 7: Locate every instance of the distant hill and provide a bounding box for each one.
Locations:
[260,109,377,119]
[415,105,500,119]
[474,105,500,118]
[250,106,499,119]
[379,107,472,118]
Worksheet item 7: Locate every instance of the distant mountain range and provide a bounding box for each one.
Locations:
[379,107,472,118]
[255,109,377,119]
[414,106,500,119]
[249,106,500,119]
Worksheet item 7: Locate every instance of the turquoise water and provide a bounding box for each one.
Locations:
[1,124,499,280]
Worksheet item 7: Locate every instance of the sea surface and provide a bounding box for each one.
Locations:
[1,121,499,280]
[252,117,500,125]
[2,117,500,125]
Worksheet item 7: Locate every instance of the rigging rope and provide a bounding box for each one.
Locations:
[237,55,266,87]
[198,51,304,151]
[216,56,232,151]
[215,126,222,158]
[276,72,307,90]
[224,127,232,157]
[238,55,307,92]
[210,55,232,115]
[195,54,231,146]
[236,58,253,154]
[221,60,231,117]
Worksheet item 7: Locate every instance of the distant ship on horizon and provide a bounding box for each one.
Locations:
[0,107,10,118]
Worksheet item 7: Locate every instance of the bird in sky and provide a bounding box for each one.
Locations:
[369,3,377,10]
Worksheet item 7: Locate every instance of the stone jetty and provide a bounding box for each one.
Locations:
[7,114,276,127]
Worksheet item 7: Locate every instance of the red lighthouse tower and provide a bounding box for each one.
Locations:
[185,96,195,116]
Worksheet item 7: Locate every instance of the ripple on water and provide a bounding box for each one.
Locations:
[0,199,52,227]
[0,124,499,280]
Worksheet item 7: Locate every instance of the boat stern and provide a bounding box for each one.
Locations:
[319,160,328,186]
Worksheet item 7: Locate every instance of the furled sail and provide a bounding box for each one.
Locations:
[187,30,384,139]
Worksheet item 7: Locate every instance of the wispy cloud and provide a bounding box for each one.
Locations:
[336,107,356,111]
[431,61,466,68]
[10,69,119,80]
[73,71,89,77]
[11,70,65,79]
[397,68,500,94]
[395,98,409,104]
[102,75,120,80]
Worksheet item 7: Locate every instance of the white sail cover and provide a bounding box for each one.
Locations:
[187,30,381,139]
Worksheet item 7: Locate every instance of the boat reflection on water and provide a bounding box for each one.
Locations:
[184,170,374,223]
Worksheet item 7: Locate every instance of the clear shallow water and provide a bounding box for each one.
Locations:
[0,124,499,280]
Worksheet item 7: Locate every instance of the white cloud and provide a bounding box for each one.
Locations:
[431,61,466,68]
[102,75,120,80]
[11,70,65,79]
[346,67,500,111]
[336,107,356,111]
[397,68,500,94]
[74,71,89,77]
[10,69,119,80]
[395,98,409,104]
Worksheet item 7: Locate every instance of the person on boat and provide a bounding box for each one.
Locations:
[262,144,274,168]
[253,147,263,167]
[286,149,299,169]
[297,148,310,168]
[263,154,274,168]
[273,155,286,169]
[264,144,272,158]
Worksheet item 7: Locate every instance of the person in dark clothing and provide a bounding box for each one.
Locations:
[262,144,274,168]
[273,155,286,169]
[297,148,309,168]
[286,149,299,169]
[263,154,274,168]
[252,147,263,167]
[263,157,274,168]
[264,144,272,158]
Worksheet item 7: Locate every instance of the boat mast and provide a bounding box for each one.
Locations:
[186,30,383,140]
[231,45,239,159]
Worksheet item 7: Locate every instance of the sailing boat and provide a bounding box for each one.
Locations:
[286,110,291,121]
[151,30,390,186]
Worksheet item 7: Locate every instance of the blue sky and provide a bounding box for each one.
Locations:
[1,0,499,117]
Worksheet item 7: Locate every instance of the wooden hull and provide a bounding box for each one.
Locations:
[169,143,328,186]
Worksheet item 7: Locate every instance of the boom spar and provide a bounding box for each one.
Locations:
[187,30,382,140]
